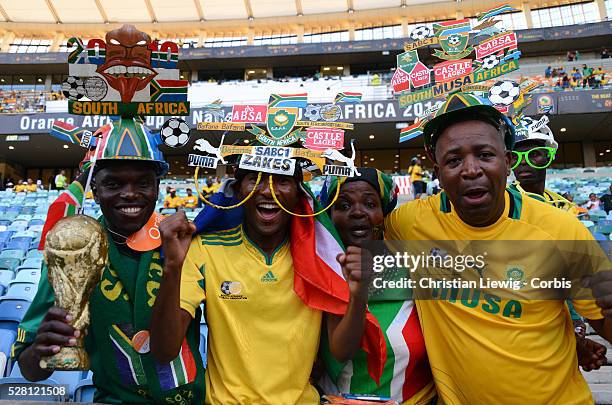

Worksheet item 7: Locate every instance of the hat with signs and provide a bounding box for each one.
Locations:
[514,115,557,149]
[423,92,515,158]
[82,117,169,176]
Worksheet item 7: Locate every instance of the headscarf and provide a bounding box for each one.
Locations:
[319,167,398,216]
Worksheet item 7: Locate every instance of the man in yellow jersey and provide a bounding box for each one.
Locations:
[150,164,380,404]
[24,178,38,193]
[384,93,612,404]
[182,188,198,210]
[162,187,182,212]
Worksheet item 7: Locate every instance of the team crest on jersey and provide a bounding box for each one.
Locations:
[505,266,526,288]
[219,281,247,300]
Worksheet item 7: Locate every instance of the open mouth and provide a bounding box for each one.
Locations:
[349,226,371,239]
[102,65,155,79]
[256,202,282,221]
[463,188,489,204]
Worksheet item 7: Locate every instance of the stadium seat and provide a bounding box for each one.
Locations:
[199,323,208,368]
[27,223,44,231]
[0,329,16,377]
[5,239,31,251]
[74,371,95,403]
[26,249,43,259]
[13,270,40,284]
[580,220,595,229]
[0,250,25,261]
[20,257,42,269]
[0,258,21,272]
[0,270,13,288]
[0,297,31,332]
[5,282,37,301]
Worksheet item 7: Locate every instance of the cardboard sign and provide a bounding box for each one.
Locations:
[231,105,267,123]
[296,121,354,130]
[391,68,411,93]
[475,32,517,60]
[196,122,246,131]
[409,62,431,88]
[323,164,356,177]
[127,212,164,251]
[69,101,190,116]
[305,128,344,151]
[398,59,519,107]
[433,59,473,83]
[239,146,296,175]
[188,153,219,168]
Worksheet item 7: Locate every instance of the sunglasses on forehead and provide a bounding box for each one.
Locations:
[511,146,556,170]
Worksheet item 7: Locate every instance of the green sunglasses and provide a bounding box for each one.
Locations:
[511,146,557,170]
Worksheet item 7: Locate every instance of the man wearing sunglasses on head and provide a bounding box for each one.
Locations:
[510,115,608,372]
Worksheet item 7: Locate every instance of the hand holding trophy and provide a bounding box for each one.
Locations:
[40,215,108,370]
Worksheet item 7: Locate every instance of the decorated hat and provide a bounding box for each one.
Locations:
[81,117,169,175]
[514,115,557,149]
[423,92,515,153]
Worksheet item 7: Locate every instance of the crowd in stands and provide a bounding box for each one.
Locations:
[0,91,64,114]
[161,178,222,212]
[544,63,607,90]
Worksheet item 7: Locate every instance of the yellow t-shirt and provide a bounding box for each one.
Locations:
[182,195,198,208]
[25,184,37,192]
[14,184,25,193]
[180,225,322,405]
[163,195,182,208]
[408,165,423,182]
[385,189,605,405]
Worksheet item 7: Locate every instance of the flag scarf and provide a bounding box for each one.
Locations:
[334,92,363,104]
[268,93,308,108]
[478,4,518,21]
[193,180,387,383]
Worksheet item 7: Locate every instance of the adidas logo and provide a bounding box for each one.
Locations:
[261,270,278,283]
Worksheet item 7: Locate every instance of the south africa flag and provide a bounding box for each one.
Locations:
[334,92,363,104]
[150,79,188,102]
[268,93,308,108]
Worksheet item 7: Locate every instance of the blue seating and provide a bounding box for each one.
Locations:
[0,250,25,261]
[74,372,95,403]
[0,258,21,272]
[0,270,13,288]
[0,298,31,332]
[5,239,31,251]
[0,329,16,377]
[26,249,43,259]
[13,270,40,284]
[5,282,37,301]
[21,258,42,269]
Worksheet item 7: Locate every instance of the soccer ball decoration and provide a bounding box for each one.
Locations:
[409,25,433,41]
[480,54,500,70]
[447,35,461,46]
[161,118,191,148]
[488,80,520,106]
[61,76,86,101]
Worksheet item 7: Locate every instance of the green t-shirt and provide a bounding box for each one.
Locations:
[12,223,205,404]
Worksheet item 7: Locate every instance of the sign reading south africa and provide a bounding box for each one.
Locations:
[69,100,190,116]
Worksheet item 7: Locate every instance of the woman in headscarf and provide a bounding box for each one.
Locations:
[319,167,437,405]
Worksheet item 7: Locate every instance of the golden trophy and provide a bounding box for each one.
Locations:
[40,215,108,370]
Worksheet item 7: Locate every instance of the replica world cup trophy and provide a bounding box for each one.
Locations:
[40,215,108,370]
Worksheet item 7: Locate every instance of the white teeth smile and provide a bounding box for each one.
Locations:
[120,207,142,214]
[103,65,154,78]
[257,203,278,210]
[352,230,368,236]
